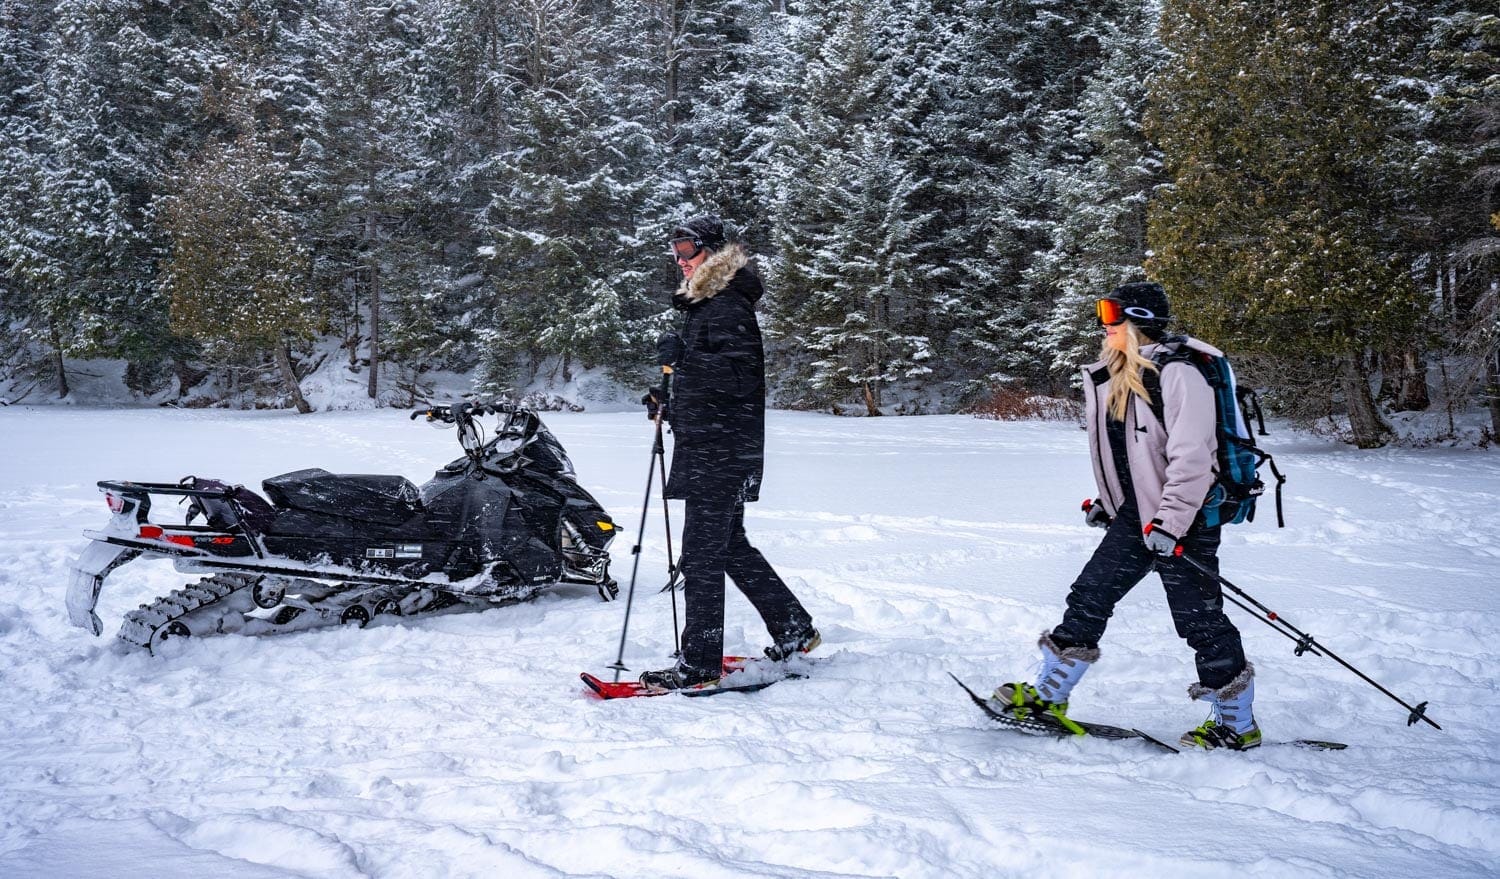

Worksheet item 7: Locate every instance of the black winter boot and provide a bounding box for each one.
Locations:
[765,627,820,662]
[639,660,720,692]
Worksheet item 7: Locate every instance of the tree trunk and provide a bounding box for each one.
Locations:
[276,343,312,414]
[1396,350,1429,412]
[862,382,881,417]
[48,323,69,399]
[53,347,68,399]
[1376,353,1398,403]
[347,285,360,370]
[1487,351,1500,441]
[1340,355,1389,448]
[366,206,381,400]
[562,351,573,382]
[172,359,206,398]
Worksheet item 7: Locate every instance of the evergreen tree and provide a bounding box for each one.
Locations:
[1147,0,1427,447]
[669,0,794,248]
[159,130,319,412]
[1028,5,1166,383]
[1426,8,1500,434]
[306,0,443,401]
[467,0,661,393]
[0,0,62,392]
[936,0,1144,395]
[20,0,157,396]
[763,0,939,413]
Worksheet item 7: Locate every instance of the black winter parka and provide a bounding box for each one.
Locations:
[663,244,767,502]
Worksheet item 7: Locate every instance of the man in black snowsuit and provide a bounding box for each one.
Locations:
[638,215,818,690]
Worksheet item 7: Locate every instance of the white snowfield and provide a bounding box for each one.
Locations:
[1,408,1496,879]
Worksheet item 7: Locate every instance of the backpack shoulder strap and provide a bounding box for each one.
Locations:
[1142,338,1196,426]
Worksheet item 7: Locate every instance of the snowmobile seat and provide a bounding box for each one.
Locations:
[262,468,424,526]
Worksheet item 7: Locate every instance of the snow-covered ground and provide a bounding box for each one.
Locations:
[1,408,1496,878]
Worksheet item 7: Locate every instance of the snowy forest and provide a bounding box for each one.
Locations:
[1,0,1497,447]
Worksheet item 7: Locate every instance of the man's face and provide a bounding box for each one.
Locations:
[672,239,708,279]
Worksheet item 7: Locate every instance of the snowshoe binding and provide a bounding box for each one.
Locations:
[991,682,1084,735]
[765,627,820,662]
[1179,719,1263,751]
[988,632,1097,734]
[638,661,722,692]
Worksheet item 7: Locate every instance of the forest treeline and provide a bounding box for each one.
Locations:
[1,1,1496,446]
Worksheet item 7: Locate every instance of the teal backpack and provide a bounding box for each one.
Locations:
[1143,339,1286,528]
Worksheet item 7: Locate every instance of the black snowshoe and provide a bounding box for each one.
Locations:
[67,402,619,653]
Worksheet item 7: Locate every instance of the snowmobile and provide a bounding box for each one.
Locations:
[67,402,618,653]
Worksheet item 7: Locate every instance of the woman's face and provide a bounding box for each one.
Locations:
[676,246,709,279]
[1103,320,1131,353]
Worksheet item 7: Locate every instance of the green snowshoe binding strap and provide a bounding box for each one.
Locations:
[1179,719,1263,751]
[994,683,1086,736]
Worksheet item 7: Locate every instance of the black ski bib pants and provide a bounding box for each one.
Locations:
[680,493,813,673]
[1051,420,1248,690]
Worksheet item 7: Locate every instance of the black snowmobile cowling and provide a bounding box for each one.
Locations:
[67,403,618,653]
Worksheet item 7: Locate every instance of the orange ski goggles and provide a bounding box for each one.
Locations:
[1096,298,1127,326]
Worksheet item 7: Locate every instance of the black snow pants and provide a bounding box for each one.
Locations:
[1051,499,1247,689]
[679,493,813,673]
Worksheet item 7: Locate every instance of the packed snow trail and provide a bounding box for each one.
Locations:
[1,408,1496,878]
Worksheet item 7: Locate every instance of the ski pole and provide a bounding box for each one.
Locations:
[653,367,682,657]
[607,395,666,683]
[1215,589,1326,658]
[1174,552,1441,729]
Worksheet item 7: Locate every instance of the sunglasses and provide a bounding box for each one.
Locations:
[668,237,703,264]
[1096,299,1159,326]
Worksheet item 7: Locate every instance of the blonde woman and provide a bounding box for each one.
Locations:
[991,282,1260,750]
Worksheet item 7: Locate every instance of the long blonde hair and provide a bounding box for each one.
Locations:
[1102,321,1159,422]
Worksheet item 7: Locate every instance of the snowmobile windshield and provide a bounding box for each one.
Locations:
[530,426,575,477]
[487,433,526,460]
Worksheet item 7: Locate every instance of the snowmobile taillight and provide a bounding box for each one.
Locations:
[138,525,194,547]
[106,493,125,514]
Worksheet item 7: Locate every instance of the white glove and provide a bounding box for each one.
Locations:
[1143,521,1180,557]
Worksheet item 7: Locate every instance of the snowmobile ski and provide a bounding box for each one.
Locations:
[949,673,1178,752]
[581,656,807,700]
[951,674,1347,752]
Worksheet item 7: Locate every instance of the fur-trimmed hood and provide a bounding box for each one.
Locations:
[675,244,756,305]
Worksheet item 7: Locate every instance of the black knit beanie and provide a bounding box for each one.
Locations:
[1105,281,1171,340]
[671,214,727,251]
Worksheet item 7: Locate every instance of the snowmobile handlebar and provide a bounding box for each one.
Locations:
[410,401,522,424]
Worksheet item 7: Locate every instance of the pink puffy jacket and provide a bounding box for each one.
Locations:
[1081,337,1222,538]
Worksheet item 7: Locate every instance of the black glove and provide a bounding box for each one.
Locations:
[656,332,685,367]
[1142,520,1181,557]
[1082,498,1112,529]
[642,388,669,422]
